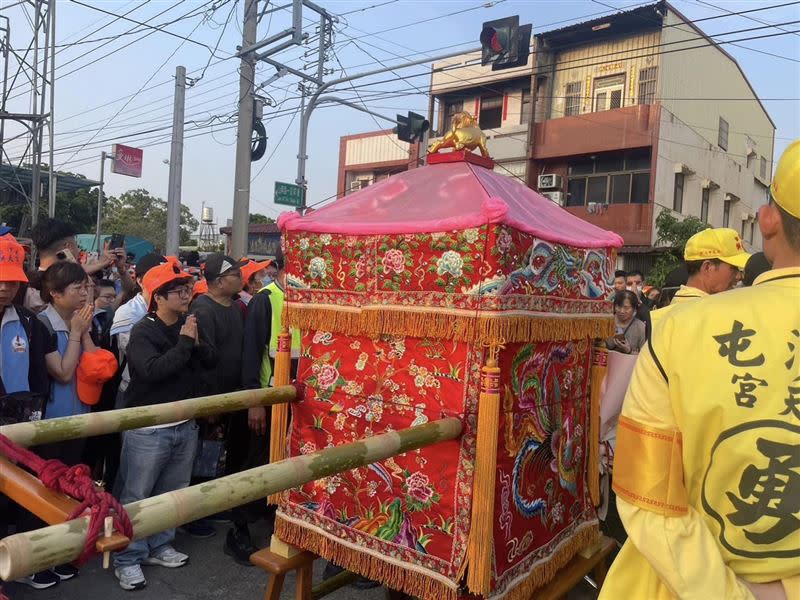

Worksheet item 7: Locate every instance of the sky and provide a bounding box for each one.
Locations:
[2,0,799,231]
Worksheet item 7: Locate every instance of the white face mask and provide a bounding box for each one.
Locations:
[260,277,273,287]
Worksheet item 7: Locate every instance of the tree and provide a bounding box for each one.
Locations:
[0,170,98,234]
[648,209,710,288]
[102,189,198,250]
[249,213,275,224]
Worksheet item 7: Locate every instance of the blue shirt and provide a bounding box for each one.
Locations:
[1,306,30,393]
[39,305,89,419]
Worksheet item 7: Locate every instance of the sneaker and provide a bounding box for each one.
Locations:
[177,519,216,539]
[142,546,189,568]
[16,570,60,589]
[223,526,257,567]
[115,564,146,590]
[51,563,79,580]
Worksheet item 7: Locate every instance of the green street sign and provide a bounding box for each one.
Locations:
[274,181,305,207]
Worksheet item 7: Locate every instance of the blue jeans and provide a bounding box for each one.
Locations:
[114,420,198,567]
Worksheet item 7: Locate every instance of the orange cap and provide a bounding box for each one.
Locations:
[76,349,118,406]
[142,262,192,310]
[0,235,29,283]
[240,259,273,284]
[192,278,208,299]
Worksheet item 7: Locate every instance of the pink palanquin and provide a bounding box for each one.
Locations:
[274,151,623,600]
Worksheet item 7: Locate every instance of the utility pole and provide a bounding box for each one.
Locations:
[95,151,108,255]
[231,0,258,259]
[166,65,186,256]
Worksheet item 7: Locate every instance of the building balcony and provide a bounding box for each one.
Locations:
[531,103,660,160]
[564,202,653,246]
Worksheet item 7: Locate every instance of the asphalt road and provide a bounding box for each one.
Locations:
[3,520,599,600]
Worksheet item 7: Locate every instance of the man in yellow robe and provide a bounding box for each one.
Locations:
[600,139,800,600]
[650,227,750,326]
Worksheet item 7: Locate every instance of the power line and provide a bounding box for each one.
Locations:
[67,0,231,54]
[56,14,210,169]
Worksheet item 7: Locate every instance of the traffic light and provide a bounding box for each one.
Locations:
[395,111,430,143]
[480,16,532,71]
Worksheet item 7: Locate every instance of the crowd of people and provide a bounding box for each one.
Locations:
[0,140,796,600]
[0,218,284,592]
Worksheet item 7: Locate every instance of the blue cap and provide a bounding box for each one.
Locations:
[0,226,12,237]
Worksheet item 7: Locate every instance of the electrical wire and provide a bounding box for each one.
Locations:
[56,15,209,169]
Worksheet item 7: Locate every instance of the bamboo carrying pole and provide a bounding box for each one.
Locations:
[0,386,298,448]
[0,418,462,581]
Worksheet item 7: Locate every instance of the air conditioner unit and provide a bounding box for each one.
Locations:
[538,174,563,190]
[740,212,750,221]
[541,191,564,205]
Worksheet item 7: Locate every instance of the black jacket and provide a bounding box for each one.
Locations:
[124,313,216,408]
[0,304,55,398]
[241,289,273,390]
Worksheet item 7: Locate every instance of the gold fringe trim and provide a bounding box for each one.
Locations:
[286,305,614,344]
[588,346,606,508]
[275,517,458,600]
[268,331,292,504]
[464,369,502,595]
[495,523,600,600]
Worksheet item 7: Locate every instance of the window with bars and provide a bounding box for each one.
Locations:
[718,117,729,151]
[701,187,710,222]
[638,67,657,105]
[593,74,625,112]
[479,94,503,130]
[760,156,768,179]
[674,173,684,212]
[564,81,582,117]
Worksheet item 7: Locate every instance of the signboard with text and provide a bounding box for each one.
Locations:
[110,144,143,178]
[274,181,305,207]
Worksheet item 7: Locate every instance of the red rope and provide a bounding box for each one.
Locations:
[0,433,133,565]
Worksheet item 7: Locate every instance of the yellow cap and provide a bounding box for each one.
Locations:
[684,227,751,269]
[771,139,800,219]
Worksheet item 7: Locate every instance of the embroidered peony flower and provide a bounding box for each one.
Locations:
[299,441,316,455]
[406,471,429,490]
[298,238,310,251]
[319,233,332,245]
[317,364,339,389]
[381,248,406,275]
[408,484,434,504]
[496,230,513,253]
[436,250,464,277]
[463,228,480,244]
[308,256,327,279]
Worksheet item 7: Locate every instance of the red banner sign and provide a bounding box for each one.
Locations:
[110,144,143,178]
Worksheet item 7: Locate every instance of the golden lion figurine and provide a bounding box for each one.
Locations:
[428,111,490,158]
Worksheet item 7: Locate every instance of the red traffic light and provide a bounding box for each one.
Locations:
[480,26,504,53]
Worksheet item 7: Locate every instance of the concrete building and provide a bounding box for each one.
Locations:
[530,1,774,270]
[337,1,775,270]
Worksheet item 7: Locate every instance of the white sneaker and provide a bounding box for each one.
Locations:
[142,546,189,568]
[115,564,146,590]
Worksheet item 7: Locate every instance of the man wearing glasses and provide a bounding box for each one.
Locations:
[114,262,216,590]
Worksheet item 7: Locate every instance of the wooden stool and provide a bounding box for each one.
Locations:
[531,535,617,600]
[250,547,316,600]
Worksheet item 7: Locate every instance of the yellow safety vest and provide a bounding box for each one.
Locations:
[600,268,800,600]
[650,284,708,327]
[258,281,301,387]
